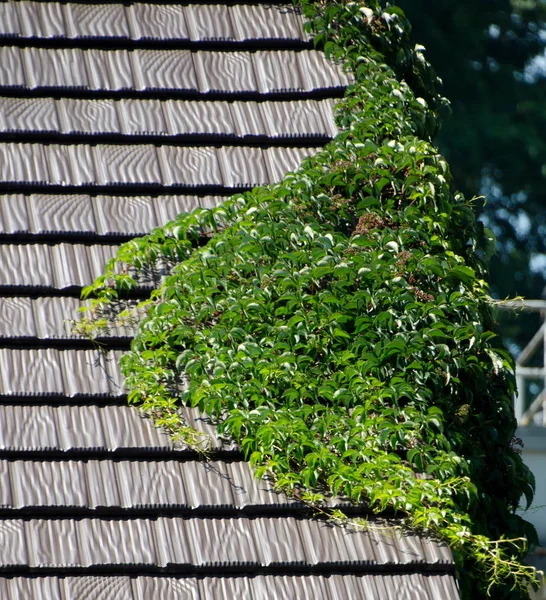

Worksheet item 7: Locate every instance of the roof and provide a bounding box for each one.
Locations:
[0,2,459,597]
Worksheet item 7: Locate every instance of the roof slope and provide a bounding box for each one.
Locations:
[0,2,459,597]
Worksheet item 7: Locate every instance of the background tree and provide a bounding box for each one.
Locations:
[398,0,546,350]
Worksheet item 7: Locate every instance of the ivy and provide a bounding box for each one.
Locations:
[78,1,541,597]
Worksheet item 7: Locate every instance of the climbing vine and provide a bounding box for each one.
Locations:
[79,1,541,597]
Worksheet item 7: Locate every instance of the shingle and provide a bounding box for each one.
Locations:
[17,2,66,39]
[0,297,35,338]
[47,144,96,186]
[217,147,269,188]
[84,50,134,91]
[298,51,351,90]
[99,406,173,452]
[0,47,25,88]
[127,4,190,41]
[132,577,199,600]
[85,460,121,510]
[94,145,162,186]
[49,243,96,289]
[0,349,125,398]
[59,350,113,398]
[186,518,262,567]
[5,577,62,600]
[230,4,306,42]
[250,518,307,566]
[58,99,120,135]
[0,349,64,396]
[26,519,81,568]
[79,519,158,567]
[0,193,29,233]
[0,405,60,452]
[153,195,223,225]
[64,3,130,39]
[183,461,234,510]
[0,97,59,133]
[55,405,108,452]
[27,194,95,235]
[0,243,52,288]
[116,99,169,137]
[199,577,254,600]
[131,50,198,92]
[23,48,88,89]
[0,2,21,37]
[0,142,49,184]
[264,146,320,182]
[62,576,135,600]
[195,52,257,94]
[0,461,12,509]
[0,520,27,566]
[10,460,87,508]
[261,99,337,138]
[158,146,223,188]
[115,460,189,509]
[186,5,236,42]
[254,51,306,94]
[230,102,267,137]
[163,100,236,137]
[91,195,159,236]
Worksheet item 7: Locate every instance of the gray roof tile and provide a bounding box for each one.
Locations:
[62,576,134,600]
[0,142,49,184]
[0,97,59,133]
[117,99,169,136]
[0,244,52,288]
[94,144,162,186]
[17,1,66,39]
[195,51,257,94]
[91,195,159,236]
[127,4,190,42]
[28,194,96,235]
[23,48,88,89]
[84,49,134,91]
[26,519,81,568]
[0,349,122,397]
[0,297,35,338]
[0,193,28,233]
[230,4,307,42]
[255,50,306,94]
[186,5,236,42]
[133,577,199,600]
[164,100,236,137]
[0,47,25,88]
[0,2,20,38]
[0,520,27,566]
[217,146,269,188]
[58,99,120,135]
[64,3,130,40]
[132,50,198,93]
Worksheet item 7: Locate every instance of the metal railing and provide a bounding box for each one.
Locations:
[496,299,546,427]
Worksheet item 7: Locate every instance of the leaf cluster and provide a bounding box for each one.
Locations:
[79,1,541,597]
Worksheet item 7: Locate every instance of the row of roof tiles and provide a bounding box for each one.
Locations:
[0,516,452,570]
[0,404,211,454]
[0,574,459,600]
[0,459,294,512]
[0,2,309,43]
[0,97,337,140]
[0,144,316,189]
[0,47,348,95]
[0,194,221,236]
[0,297,133,339]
